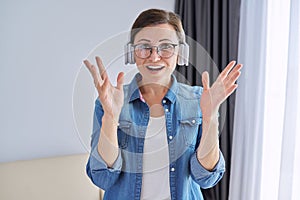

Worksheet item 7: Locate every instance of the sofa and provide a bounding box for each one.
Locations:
[0,153,104,200]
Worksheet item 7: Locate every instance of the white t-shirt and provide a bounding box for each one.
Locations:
[140,115,171,200]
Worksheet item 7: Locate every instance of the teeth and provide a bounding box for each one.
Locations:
[147,66,164,70]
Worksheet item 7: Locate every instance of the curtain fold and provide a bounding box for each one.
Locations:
[230,0,300,199]
[229,0,268,199]
[175,0,241,199]
[278,0,300,198]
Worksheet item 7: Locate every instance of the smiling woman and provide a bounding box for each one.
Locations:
[83,8,242,200]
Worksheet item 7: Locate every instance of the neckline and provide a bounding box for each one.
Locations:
[150,115,165,120]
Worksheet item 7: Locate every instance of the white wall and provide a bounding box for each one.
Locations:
[0,0,175,163]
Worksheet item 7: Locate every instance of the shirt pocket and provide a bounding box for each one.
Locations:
[117,120,131,149]
[179,117,202,149]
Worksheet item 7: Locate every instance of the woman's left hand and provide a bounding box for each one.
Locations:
[200,61,243,120]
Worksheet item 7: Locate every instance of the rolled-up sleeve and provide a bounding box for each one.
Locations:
[190,151,225,189]
[86,99,122,190]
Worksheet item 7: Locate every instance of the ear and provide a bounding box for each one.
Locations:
[124,43,135,65]
[177,43,189,66]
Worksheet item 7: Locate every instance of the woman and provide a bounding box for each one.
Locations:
[84,8,242,200]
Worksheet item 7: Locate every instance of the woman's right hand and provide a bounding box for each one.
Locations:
[84,56,124,123]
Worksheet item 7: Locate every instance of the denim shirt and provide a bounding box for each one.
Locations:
[86,73,225,200]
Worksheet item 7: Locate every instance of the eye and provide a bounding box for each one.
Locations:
[159,43,174,50]
[135,43,151,50]
[134,43,152,59]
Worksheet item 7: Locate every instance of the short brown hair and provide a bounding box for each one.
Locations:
[130,9,185,43]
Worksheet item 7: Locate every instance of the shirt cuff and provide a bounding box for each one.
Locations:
[89,147,122,172]
[190,150,225,178]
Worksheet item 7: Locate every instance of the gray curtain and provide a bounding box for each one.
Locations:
[175,0,241,199]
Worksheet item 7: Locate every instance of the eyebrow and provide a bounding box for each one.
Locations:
[136,39,151,43]
[159,39,174,42]
[136,38,175,43]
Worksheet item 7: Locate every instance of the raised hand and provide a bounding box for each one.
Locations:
[83,56,124,122]
[200,61,242,120]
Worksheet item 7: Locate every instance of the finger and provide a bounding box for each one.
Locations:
[83,60,103,87]
[227,63,243,77]
[95,56,108,80]
[116,72,124,90]
[219,60,236,80]
[232,63,243,72]
[225,84,238,98]
[223,64,242,87]
[83,59,95,74]
[224,70,241,88]
[202,71,210,90]
[101,76,110,92]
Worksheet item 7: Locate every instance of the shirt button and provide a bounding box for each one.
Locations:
[162,99,166,104]
[169,135,173,140]
[191,119,196,124]
[171,167,175,172]
[165,108,169,112]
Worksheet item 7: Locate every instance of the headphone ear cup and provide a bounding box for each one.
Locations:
[124,43,135,65]
[177,43,189,66]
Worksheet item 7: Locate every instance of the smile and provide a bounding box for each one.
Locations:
[146,65,165,71]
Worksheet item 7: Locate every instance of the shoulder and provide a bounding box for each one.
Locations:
[95,98,102,106]
[176,82,203,99]
[123,83,130,92]
[122,83,133,101]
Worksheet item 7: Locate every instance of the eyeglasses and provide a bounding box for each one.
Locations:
[133,43,178,59]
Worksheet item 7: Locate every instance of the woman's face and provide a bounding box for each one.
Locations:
[133,23,179,84]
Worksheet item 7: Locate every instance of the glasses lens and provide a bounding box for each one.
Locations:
[158,43,175,58]
[134,43,176,59]
[134,44,151,59]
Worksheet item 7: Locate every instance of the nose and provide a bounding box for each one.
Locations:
[149,47,161,62]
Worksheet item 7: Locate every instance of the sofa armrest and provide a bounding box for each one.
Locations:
[0,154,100,200]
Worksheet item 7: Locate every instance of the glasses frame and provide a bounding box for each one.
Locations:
[133,43,178,59]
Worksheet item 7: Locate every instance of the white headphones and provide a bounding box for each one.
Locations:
[124,42,189,66]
